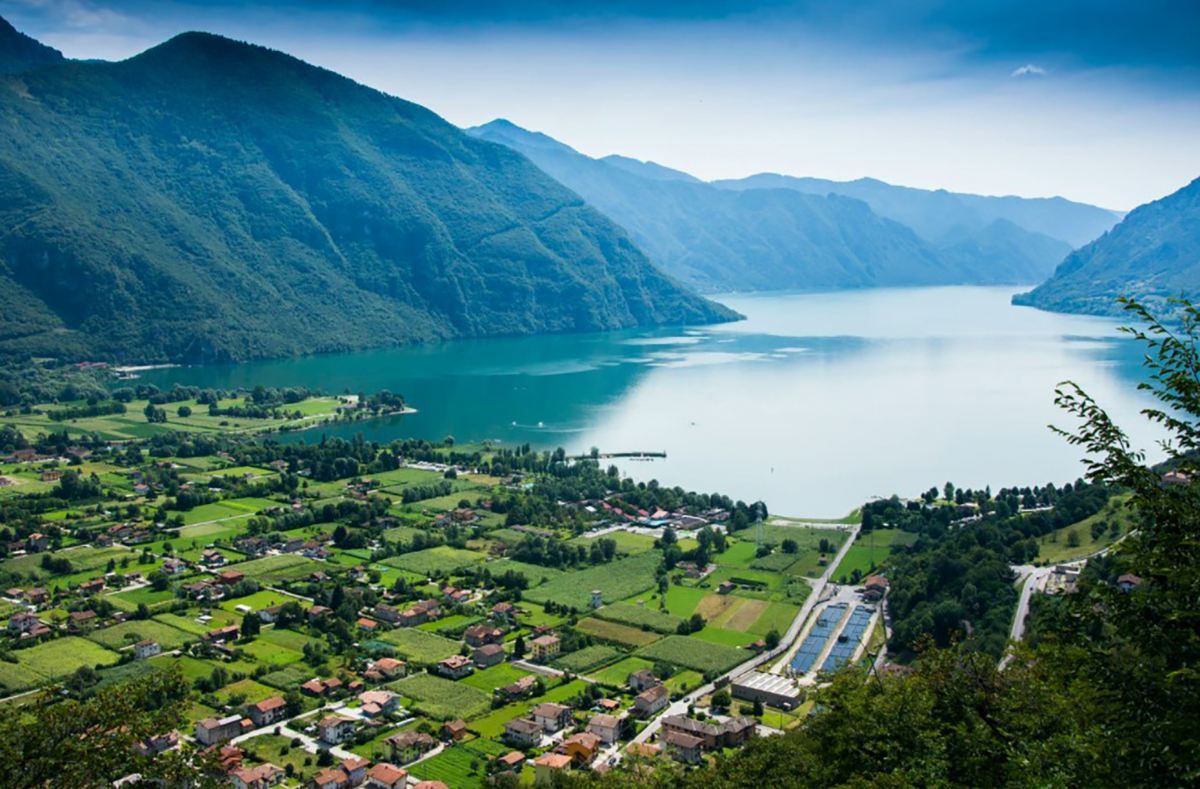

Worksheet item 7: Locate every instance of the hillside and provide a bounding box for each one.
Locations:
[0,16,63,75]
[0,26,733,364]
[1013,177,1200,317]
[468,120,967,292]
[715,173,1120,249]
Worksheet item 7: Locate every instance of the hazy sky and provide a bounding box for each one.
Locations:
[4,0,1198,209]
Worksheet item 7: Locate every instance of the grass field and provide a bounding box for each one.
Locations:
[524,552,660,610]
[219,590,310,613]
[576,617,662,647]
[410,737,512,789]
[569,530,658,555]
[0,545,131,582]
[467,679,587,737]
[378,628,462,665]
[384,546,488,576]
[390,673,492,720]
[636,635,746,675]
[593,603,682,634]
[259,664,319,691]
[105,586,178,613]
[214,678,281,706]
[481,559,566,587]
[552,645,623,673]
[229,554,323,583]
[238,735,319,782]
[15,636,120,680]
[832,528,918,582]
[1038,495,1135,564]
[87,619,194,651]
[692,625,760,647]
[591,656,654,687]
[457,663,529,693]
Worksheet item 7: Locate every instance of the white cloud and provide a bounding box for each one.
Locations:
[1011,63,1047,77]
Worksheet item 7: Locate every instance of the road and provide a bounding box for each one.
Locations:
[627,519,862,751]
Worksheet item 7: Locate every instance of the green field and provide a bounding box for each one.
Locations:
[593,603,682,634]
[378,628,462,665]
[467,679,587,737]
[259,664,319,691]
[659,585,709,617]
[481,559,566,587]
[552,644,622,673]
[384,546,488,576]
[524,552,660,610]
[457,663,529,693]
[214,678,281,706]
[229,554,323,583]
[390,673,492,720]
[105,586,178,613]
[591,656,655,687]
[219,590,310,613]
[832,528,919,582]
[1038,496,1135,564]
[86,619,194,651]
[569,530,658,554]
[14,637,120,682]
[410,737,511,789]
[0,545,132,582]
[576,617,662,647]
[636,635,746,675]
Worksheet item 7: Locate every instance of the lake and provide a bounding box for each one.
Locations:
[137,286,1161,517]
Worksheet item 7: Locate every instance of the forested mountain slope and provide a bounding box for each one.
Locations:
[0,24,732,363]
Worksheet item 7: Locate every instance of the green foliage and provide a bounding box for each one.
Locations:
[0,31,732,364]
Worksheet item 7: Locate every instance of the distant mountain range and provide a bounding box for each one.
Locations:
[1013,176,1200,317]
[0,22,733,364]
[468,120,1122,293]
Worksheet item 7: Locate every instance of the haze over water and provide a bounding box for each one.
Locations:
[140,286,1160,517]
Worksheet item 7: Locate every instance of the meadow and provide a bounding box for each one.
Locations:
[523,552,660,610]
[636,635,746,674]
[390,673,492,720]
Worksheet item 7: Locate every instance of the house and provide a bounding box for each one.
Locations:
[664,730,704,764]
[496,751,526,773]
[364,656,406,681]
[204,624,241,643]
[366,763,408,789]
[532,702,573,733]
[134,639,161,660]
[529,634,560,662]
[229,763,284,789]
[491,601,516,621]
[67,609,98,631]
[133,730,179,757]
[441,719,467,741]
[184,580,223,601]
[217,570,246,585]
[26,533,49,552]
[386,730,437,763]
[340,756,370,786]
[463,624,503,648]
[503,717,543,748]
[717,581,736,595]
[78,579,105,596]
[533,753,572,784]
[625,742,661,760]
[628,669,661,692]
[358,689,400,717]
[862,575,890,602]
[311,768,349,789]
[441,585,471,604]
[1118,573,1143,592]
[8,612,42,636]
[595,698,621,713]
[661,715,756,750]
[257,605,284,624]
[247,696,288,727]
[633,685,669,717]
[434,654,474,679]
[558,731,601,765]
[301,678,329,696]
[586,713,622,745]
[24,587,48,605]
[473,643,506,668]
[161,558,188,575]
[498,675,538,701]
[356,617,379,633]
[194,714,244,746]
[200,549,227,567]
[318,715,356,744]
[307,605,332,622]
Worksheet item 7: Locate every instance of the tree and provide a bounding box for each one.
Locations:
[513,635,526,659]
[241,611,261,639]
[177,405,192,417]
[765,628,781,649]
[781,539,798,554]
[711,689,731,710]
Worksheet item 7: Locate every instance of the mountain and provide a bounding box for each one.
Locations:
[468,120,964,292]
[0,16,63,75]
[714,173,1121,249]
[1013,177,1200,317]
[0,24,733,364]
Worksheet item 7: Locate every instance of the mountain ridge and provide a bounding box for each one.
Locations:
[0,23,734,364]
[1013,176,1200,317]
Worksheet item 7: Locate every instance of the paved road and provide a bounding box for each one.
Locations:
[627,519,862,752]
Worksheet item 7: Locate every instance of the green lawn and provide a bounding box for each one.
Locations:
[569,530,658,555]
[593,603,682,634]
[228,554,323,583]
[383,546,488,576]
[832,528,918,582]
[390,673,492,720]
[592,656,655,687]
[214,678,283,706]
[1037,495,1135,564]
[524,552,661,610]
[636,635,747,675]
[553,645,623,673]
[457,663,529,693]
[377,628,462,665]
[481,559,566,587]
[15,636,120,681]
[576,617,662,647]
[87,619,194,651]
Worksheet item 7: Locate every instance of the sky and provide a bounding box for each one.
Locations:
[3,0,1198,209]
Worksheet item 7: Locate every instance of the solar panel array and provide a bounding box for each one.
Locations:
[789,602,847,673]
[821,605,873,671]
